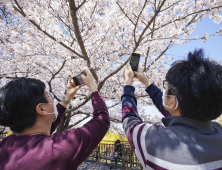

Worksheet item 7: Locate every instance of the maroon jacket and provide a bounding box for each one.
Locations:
[0,92,110,170]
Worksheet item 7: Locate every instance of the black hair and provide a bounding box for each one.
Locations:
[166,49,222,121]
[115,139,121,145]
[0,77,48,133]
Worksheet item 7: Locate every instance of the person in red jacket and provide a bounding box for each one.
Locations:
[0,69,110,170]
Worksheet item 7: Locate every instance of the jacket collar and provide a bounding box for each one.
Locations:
[162,116,213,134]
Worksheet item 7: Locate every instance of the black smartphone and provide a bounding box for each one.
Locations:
[130,53,140,71]
[72,72,86,86]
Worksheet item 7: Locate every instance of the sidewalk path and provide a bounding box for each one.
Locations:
[77,159,140,170]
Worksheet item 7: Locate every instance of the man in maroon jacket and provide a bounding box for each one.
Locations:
[0,69,110,170]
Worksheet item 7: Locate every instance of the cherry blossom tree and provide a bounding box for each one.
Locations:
[0,0,222,132]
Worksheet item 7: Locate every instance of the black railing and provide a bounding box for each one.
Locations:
[88,142,143,170]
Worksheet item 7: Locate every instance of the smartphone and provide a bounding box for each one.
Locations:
[72,72,86,86]
[130,53,140,71]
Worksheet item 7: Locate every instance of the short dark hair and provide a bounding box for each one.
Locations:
[116,139,121,144]
[0,77,48,133]
[166,49,222,121]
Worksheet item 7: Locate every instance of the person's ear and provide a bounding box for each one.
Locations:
[169,97,177,110]
[36,104,48,116]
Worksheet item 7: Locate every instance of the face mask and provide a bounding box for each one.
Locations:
[39,100,58,122]
[162,90,178,110]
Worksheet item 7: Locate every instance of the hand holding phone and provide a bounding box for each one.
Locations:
[123,65,134,86]
[134,66,151,87]
[62,76,85,105]
[72,72,86,86]
[74,69,98,93]
[130,53,140,71]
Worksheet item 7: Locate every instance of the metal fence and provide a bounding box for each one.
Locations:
[88,141,143,170]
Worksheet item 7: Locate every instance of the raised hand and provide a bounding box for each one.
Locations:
[65,76,85,101]
[123,65,134,86]
[134,66,152,88]
[81,69,98,93]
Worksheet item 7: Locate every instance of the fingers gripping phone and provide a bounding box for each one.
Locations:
[72,72,86,86]
[130,53,140,71]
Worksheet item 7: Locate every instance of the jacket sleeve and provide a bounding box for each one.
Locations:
[145,83,170,117]
[122,85,150,153]
[122,85,170,168]
[52,92,110,167]
[50,103,67,134]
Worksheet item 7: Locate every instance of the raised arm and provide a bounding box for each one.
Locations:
[121,65,148,152]
[68,91,110,164]
[50,69,110,168]
[134,67,170,117]
[50,74,85,134]
[145,84,170,117]
[122,85,146,151]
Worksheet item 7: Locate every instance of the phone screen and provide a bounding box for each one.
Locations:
[73,72,86,86]
[130,53,140,71]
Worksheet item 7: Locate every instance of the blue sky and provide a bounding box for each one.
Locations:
[166,13,222,63]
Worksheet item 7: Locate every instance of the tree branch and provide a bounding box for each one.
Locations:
[145,6,222,39]
[133,0,148,45]
[90,2,97,18]
[136,0,167,47]
[66,115,90,129]
[144,47,150,71]
[145,40,172,72]
[116,2,135,25]
[144,12,200,69]
[48,60,67,101]
[97,56,130,91]
[66,95,91,113]
[108,102,120,109]
[13,0,83,59]
[160,0,181,12]
[68,0,99,82]
[76,0,87,10]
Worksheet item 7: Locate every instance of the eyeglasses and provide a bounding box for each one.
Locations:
[163,80,169,89]
[163,80,177,96]
[45,91,54,100]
